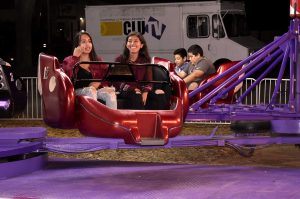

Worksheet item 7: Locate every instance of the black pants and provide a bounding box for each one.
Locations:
[119,90,169,110]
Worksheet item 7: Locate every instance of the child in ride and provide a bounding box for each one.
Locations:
[178,44,216,90]
[173,48,189,75]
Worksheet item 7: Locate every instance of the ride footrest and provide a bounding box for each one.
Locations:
[140,138,165,146]
[136,112,168,145]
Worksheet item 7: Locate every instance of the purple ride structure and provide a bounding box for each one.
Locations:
[187,0,300,132]
[1,0,300,179]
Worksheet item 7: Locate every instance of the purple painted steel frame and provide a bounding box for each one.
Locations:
[186,19,300,123]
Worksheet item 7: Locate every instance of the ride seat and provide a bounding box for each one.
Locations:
[152,65,172,109]
[151,58,174,109]
[192,61,242,108]
[151,56,175,72]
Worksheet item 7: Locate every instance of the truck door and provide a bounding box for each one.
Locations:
[209,13,254,63]
[183,14,227,62]
[208,14,228,62]
[183,13,252,63]
[183,15,210,58]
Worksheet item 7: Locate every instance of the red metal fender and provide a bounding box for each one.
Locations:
[38,53,76,128]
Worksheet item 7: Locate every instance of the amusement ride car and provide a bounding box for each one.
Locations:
[38,53,189,145]
[37,8,300,147]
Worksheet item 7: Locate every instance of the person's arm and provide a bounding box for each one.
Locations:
[177,62,190,78]
[89,82,101,89]
[183,69,204,84]
[184,59,212,84]
[61,56,79,78]
[178,71,187,78]
[0,58,11,67]
[61,45,84,78]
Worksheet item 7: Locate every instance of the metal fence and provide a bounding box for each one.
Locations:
[10,77,43,120]
[5,77,292,120]
[236,78,291,105]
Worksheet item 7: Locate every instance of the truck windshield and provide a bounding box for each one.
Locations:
[222,13,250,37]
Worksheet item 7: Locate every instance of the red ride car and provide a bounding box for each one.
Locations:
[38,53,189,145]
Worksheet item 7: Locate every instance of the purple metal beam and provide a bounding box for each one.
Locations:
[190,34,291,110]
[0,127,47,179]
[187,18,300,123]
[189,32,290,99]
[294,19,300,112]
[213,49,283,105]
[0,127,47,139]
[268,42,290,108]
[236,53,283,104]
[0,142,43,158]
[43,134,300,153]
[0,153,46,180]
[289,20,296,110]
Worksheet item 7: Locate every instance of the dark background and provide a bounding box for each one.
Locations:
[0,0,290,76]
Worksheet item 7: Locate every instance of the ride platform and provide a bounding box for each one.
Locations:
[1,158,300,198]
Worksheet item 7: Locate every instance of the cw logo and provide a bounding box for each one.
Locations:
[145,16,166,40]
[122,16,166,40]
[100,16,167,40]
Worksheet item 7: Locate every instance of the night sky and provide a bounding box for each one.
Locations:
[245,0,290,32]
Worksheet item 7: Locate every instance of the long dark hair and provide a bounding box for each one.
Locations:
[120,31,151,63]
[73,31,98,61]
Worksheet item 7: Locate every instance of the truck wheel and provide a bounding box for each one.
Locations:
[230,120,271,133]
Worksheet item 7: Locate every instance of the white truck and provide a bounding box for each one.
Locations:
[85,1,264,65]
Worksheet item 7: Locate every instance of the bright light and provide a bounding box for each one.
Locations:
[79,18,85,30]
[43,43,47,48]
[0,100,10,110]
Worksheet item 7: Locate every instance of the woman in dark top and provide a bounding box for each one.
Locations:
[115,31,169,110]
[62,31,117,109]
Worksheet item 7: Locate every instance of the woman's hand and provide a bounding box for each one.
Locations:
[100,86,115,93]
[73,46,83,57]
[89,82,100,89]
[134,88,141,94]
[0,58,11,67]
[155,89,165,94]
[134,89,148,105]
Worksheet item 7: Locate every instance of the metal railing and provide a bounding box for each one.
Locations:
[5,77,291,120]
[236,78,291,105]
[10,77,43,120]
